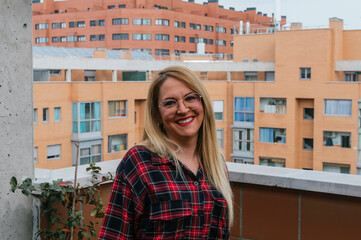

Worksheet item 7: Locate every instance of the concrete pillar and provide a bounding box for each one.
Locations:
[112,70,117,82]
[227,71,231,81]
[66,69,72,82]
[0,1,34,238]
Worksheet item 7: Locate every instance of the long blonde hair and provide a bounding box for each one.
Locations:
[140,66,233,224]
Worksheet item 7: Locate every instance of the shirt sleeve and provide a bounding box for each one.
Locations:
[98,150,145,240]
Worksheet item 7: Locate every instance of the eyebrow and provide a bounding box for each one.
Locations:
[161,92,196,101]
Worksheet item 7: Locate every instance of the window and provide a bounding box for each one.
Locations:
[324,99,352,116]
[303,138,313,150]
[174,21,186,28]
[33,70,49,82]
[52,37,59,43]
[189,37,195,43]
[52,22,66,29]
[155,34,169,41]
[133,49,152,55]
[189,23,196,29]
[196,38,204,43]
[233,158,253,164]
[112,18,129,25]
[155,19,169,26]
[90,20,105,27]
[230,28,238,35]
[244,72,257,81]
[84,70,96,81]
[233,129,254,152]
[80,144,101,165]
[217,129,224,149]
[72,102,101,133]
[112,33,129,40]
[204,25,213,31]
[259,128,286,143]
[69,22,75,28]
[67,35,77,42]
[216,40,226,46]
[216,26,226,33]
[175,36,186,42]
[259,157,285,167]
[260,98,286,114]
[213,100,223,121]
[234,97,254,122]
[133,18,151,25]
[304,108,314,120]
[108,100,127,118]
[77,35,85,42]
[35,37,48,43]
[323,162,350,174]
[206,39,213,45]
[49,70,61,75]
[34,109,37,124]
[77,21,85,27]
[35,23,48,30]
[119,4,126,8]
[47,144,61,160]
[108,134,128,152]
[34,147,38,162]
[155,49,170,56]
[266,72,275,82]
[323,131,351,148]
[43,108,49,123]
[54,107,61,122]
[90,34,105,41]
[300,67,311,80]
[60,36,66,42]
[344,72,359,82]
[108,5,115,9]
[133,34,151,40]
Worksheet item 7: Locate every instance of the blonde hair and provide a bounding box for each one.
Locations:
[140,66,233,225]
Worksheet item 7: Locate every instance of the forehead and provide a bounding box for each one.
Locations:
[158,77,193,100]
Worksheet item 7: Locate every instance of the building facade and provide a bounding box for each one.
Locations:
[33,18,361,175]
[32,0,285,59]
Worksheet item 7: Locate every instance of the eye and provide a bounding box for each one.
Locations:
[162,100,177,108]
[184,94,198,102]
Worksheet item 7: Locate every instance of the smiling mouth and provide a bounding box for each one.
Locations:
[176,117,194,125]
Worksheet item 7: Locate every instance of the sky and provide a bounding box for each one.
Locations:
[192,0,361,30]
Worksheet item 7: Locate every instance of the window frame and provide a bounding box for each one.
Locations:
[108,134,128,153]
[47,144,61,160]
[300,67,311,80]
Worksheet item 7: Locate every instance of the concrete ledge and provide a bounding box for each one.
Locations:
[33,56,275,72]
[228,162,361,198]
[335,60,361,71]
[35,160,361,198]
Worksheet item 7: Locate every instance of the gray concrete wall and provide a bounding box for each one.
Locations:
[0,0,34,238]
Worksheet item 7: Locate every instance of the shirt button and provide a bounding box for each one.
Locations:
[194,181,199,187]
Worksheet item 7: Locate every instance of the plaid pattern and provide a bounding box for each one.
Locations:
[98,146,229,239]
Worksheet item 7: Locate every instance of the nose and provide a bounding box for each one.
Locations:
[176,100,189,114]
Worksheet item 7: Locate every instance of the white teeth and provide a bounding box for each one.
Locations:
[178,117,193,124]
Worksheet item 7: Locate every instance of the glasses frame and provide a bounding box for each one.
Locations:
[158,93,203,115]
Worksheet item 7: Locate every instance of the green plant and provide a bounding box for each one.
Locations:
[10,162,113,240]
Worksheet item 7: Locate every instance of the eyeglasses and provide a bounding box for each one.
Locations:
[158,93,202,116]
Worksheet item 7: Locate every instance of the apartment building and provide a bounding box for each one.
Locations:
[33,17,361,174]
[32,0,285,59]
[232,17,361,174]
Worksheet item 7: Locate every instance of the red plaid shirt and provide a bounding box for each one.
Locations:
[98,146,229,239]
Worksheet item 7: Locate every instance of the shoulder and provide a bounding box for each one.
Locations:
[117,145,159,176]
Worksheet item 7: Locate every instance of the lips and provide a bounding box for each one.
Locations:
[176,116,194,126]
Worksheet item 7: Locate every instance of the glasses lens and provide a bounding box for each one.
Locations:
[184,93,201,110]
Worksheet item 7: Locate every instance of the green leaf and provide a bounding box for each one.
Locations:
[82,231,90,239]
[10,176,17,187]
[90,208,98,217]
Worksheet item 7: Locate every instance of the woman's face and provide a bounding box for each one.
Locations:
[158,77,204,145]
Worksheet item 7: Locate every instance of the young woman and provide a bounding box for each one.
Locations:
[99,66,233,239]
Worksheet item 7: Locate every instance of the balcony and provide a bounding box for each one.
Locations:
[32,160,361,239]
